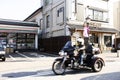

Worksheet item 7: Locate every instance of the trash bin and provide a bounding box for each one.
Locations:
[5,45,14,54]
[5,47,9,54]
[9,47,14,53]
[117,50,120,57]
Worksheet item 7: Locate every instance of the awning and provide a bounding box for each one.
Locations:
[0,19,39,34]
[68,24,118,33]
[0,24,39,34]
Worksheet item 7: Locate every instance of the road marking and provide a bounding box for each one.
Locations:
[8,55,16,60]
[17,53,34,60]
[30,53,38,57]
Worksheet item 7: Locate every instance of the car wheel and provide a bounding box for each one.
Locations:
[2,56,6,61]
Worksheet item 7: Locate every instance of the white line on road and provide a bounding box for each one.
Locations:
[17,53,34,61]
[8,55,16,60]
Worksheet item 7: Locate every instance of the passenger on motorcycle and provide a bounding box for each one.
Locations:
[75,37,85,65]
[75,37,95,65]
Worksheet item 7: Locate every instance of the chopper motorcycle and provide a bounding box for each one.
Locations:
[52,41,105,75]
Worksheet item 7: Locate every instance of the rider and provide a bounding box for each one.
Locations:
[76,37,85,65]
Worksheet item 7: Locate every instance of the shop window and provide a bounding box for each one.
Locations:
[17,34,26,38]
[16,33,35,49]
[27,34,35,38]
[104,36,112,47]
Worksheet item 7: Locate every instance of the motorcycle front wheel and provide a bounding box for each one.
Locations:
[52,61,66,75]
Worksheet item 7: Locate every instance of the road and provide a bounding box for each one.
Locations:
[0,52,120,80]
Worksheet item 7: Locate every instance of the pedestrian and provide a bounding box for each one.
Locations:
[83,22,90,46]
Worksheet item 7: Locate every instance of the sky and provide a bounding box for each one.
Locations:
[0,0,119,21]
[0,0,41,21]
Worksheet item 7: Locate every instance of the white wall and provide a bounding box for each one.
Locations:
[109,0,120,33]
[43,0,65,37]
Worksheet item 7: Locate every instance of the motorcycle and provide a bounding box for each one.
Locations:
[52,41,105,75]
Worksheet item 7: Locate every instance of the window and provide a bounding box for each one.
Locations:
[27,34,35,38]
[17,34,26,38]
[104,36,112,47]
[57,7,64,25]
[57,7,64,17]
[16,33,35,49]
[94,10,103,21]
[88,9,108,22]
[46,15,50,28]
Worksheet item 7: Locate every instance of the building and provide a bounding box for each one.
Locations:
[25,0,118,53]
[0,19,39,52]
[113,0,120,37]
[112,0,120,50]
[24,7,43,51]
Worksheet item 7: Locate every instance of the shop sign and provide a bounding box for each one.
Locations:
[89,22,101,28]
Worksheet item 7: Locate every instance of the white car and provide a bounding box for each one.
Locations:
[0,48,6,61]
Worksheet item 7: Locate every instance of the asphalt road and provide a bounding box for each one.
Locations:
[0,52,120,80]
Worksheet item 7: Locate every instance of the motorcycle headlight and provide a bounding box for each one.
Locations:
[59,51,67,56]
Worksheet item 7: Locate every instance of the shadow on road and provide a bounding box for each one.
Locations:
[66,68,92,75]
[2,71,37,78]
[2,69,55,78]
[2,69,120,80]
[2,68,94,78]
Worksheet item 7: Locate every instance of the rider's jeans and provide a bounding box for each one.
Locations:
[80,54,84,65]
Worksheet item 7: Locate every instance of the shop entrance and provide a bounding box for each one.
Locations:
[0,33,16,53]
[0,32,36,53]
[90,33,99,44]
[0,33,7,49]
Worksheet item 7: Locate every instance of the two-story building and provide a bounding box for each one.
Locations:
[25,0,118,53]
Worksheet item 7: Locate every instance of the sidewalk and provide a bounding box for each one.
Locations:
[100,51,120,62]
[41,51,120,62]
[27,51,120,62]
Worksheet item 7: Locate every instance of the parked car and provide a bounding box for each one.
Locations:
[0,47,6,61]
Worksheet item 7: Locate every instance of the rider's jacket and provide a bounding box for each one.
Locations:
[85,44,93,55]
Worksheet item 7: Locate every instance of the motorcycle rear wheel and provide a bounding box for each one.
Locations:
[92,59,103,72]
[52,61,66,75]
